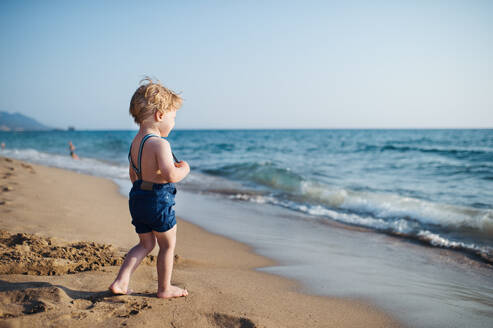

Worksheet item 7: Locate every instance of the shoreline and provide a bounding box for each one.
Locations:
[0,156,404,327]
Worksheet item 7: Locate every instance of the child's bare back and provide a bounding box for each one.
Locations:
[129,133,180,184]
[109,77,190,298]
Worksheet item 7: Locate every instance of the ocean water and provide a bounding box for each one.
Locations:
[1,129,492,264]
[2,129,492,327]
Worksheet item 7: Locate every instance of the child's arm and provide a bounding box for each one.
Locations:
[156,139,190,183]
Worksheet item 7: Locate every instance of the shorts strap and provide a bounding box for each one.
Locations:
[128,148,139,174]
[128,134,180,180]
[137,134,160,180]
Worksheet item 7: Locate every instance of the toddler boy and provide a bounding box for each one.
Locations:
[109,77,190,298]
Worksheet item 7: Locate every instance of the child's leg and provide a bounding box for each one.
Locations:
[153,225,188,298]
[109,232,156,294]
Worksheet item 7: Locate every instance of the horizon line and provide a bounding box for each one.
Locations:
[2,127,492,132]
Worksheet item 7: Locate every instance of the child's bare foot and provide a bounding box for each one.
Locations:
[109,281,133,295]
[157,285,188,299]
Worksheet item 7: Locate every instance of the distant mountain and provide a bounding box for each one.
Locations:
[0,111,52,131]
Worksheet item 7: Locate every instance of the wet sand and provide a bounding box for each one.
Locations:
[0,156,403,327]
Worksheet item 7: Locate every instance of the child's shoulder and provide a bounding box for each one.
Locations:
[132,135,170,152]
[133,134,169,145]
[145,136,171,154]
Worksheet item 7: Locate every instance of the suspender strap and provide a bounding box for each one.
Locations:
[128,134,180,180]
[136,134,158,180]
[128,150,139,174]
[171,152,179,163]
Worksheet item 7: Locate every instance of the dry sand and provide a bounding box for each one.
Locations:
[0,156,404,327]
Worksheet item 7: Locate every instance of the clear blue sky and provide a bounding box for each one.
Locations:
[1,0,492,130]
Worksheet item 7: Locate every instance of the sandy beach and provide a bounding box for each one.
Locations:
[0,156,404,327]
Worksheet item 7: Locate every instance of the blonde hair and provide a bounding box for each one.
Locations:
[129,77,182,124]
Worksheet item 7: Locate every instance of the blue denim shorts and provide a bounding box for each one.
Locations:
[128,180,177,234]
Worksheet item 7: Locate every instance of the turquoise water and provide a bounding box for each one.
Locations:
[2,129,492,264]
[2,128,493,327]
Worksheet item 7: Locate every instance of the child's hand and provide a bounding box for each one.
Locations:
[174,160,190,177]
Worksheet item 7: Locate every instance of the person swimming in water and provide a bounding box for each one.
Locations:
[68,141,79,160]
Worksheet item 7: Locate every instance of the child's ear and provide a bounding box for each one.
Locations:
[155,111,164,121]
